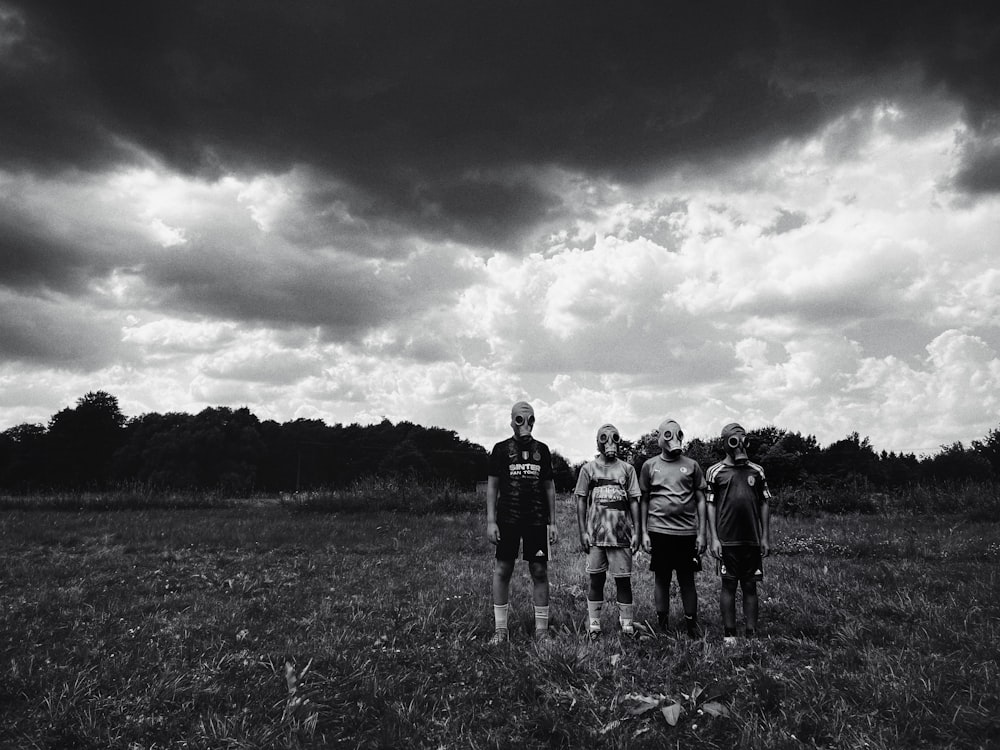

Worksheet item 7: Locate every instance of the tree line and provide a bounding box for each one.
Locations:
[1,391,998,496]
[0,391,498,494]
[620,424,1000,493]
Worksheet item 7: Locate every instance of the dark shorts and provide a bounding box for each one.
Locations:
[719,545,763,582]
[496,523,550,563]
[649,533,701,575]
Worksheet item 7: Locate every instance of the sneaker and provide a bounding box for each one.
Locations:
[685,618,703,639]
[589,627,602,641]
[488,628,509,646]
[621,622,635,637]
[722,635,738,647]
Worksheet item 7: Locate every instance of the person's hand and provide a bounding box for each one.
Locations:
[696,533,707,555]
[487,522,500,545]
[630,535,640,554]
[761,539,770,558]
[710,538,722,559]
[580,532,592,554]
[548,525,559,545]
[642,532,652,554]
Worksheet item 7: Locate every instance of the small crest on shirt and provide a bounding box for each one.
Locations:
[679,466,689,474]
[747,476,756,486]
[533,450,541,461]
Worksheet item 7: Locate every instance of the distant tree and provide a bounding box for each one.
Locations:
[972,426,1000,477]
[810,432,879,485]
[550,450,575,492]
[0,423,48,491]
[925,442,994,483]
[48,391,126,489]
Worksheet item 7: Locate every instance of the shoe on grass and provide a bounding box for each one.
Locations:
[488,628,509,646]
[722,635,738,647]
[621,622,635,637]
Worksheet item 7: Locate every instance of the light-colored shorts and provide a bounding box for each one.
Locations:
[586,545,633,577]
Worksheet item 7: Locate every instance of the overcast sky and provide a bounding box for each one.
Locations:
[2,1,1000,461]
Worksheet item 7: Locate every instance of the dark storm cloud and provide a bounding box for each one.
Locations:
[0,210,122,294]
[5,0,1000,247]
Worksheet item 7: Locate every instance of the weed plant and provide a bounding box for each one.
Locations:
[1,497,998,748]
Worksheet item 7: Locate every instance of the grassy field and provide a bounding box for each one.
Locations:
[2,496,999,749]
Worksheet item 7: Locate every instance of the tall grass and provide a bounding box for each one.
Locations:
[1,497,998,748]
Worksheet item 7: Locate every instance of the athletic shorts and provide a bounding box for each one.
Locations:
[496,523,550,563]
[719,545,763,582]
[586,546,633,577]
[648,532,701,575]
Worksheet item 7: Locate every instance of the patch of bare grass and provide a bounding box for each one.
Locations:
[1,500,998,748]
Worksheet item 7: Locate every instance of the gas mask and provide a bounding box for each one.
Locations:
[721,422,749,465]
[657,419,683,457]
[510,401,535,444]
[596,423,620,459]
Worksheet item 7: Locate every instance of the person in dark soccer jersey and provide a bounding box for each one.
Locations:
[706,422,772,645]
[575,423,641,639]
[639,418,707,638]
[485,401,558,645]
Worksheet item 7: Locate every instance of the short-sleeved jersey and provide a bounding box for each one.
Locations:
[575,457,641,548]
[639,454,707,535]
[488,438,553,526]
[706,460,771,546]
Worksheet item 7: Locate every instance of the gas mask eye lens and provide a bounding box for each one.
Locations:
[527,416,535,426]
[662,430,673,441]
[514,415,525,426]
[611,432,619,443]
[727,436,746,449]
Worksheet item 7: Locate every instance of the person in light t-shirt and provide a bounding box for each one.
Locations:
[639,419,707,637]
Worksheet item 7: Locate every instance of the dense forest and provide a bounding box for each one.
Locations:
[1,391,999,498]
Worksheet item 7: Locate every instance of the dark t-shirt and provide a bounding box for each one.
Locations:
[488,437,553,526]
[706,461,771,546]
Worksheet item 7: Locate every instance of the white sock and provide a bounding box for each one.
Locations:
[534,605,549,633]
[493,603,509,631]
[619,603,634,629]
[587,599,603,632]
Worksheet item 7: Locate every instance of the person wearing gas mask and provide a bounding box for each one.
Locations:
[574,423,641,639]
[485,401,558,644]
[706,423,772,644]
[639,419,707,638]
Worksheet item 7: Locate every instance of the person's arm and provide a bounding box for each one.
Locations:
[629,494,641,553]
[576,493,590,552]
[486,476,500,545]
[640,491,652,552]
[760,500,771,557]
[707,500,722,559]
[545,479,558,544]
[694,488,707,555]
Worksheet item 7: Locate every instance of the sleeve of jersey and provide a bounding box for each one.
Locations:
[540,444,554,481]
[625,463,641,499]
[694,462,708,492]
[749,462,772,502]
[704,463,720,504]
[638,460,650,493]
[487,443,504,477]
[573,463,591,498]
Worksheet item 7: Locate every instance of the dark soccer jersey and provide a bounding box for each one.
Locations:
[706,461,771,546]
[488,438,553,526]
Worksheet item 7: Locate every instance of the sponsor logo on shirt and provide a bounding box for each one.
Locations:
[748,476,756,486]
